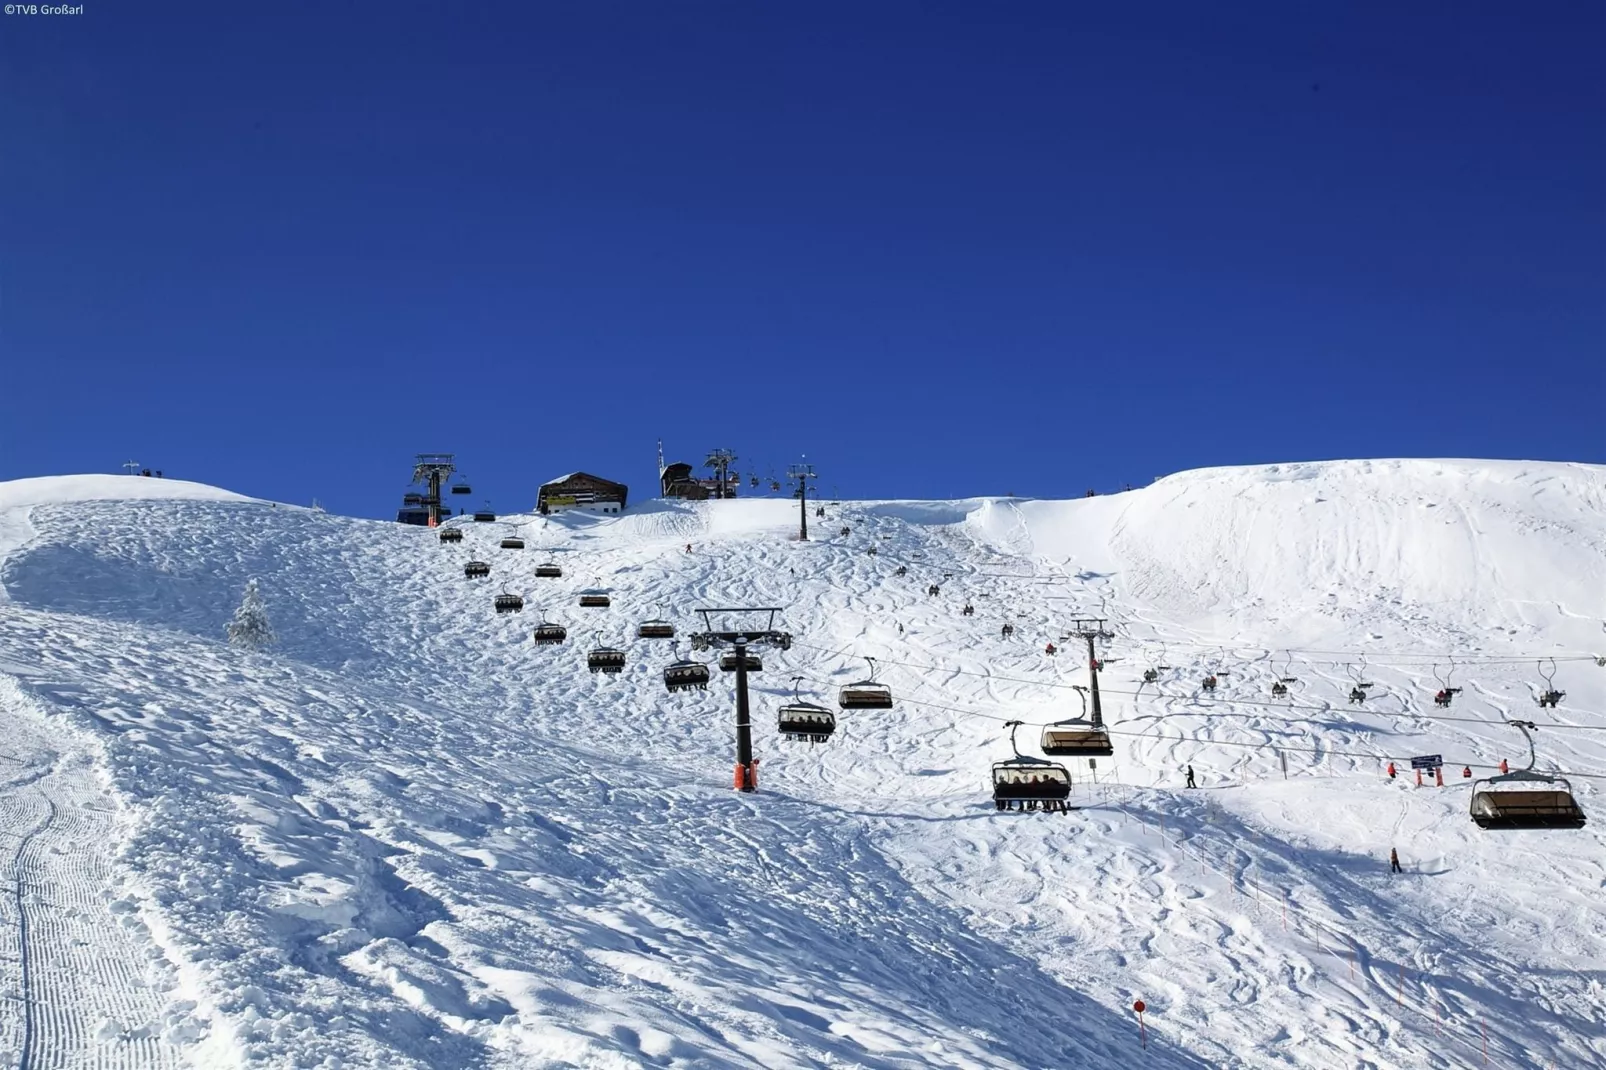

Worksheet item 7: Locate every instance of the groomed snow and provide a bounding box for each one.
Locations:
[0,460,1601,1068]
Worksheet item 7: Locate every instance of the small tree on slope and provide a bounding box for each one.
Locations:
[226,579,275,649]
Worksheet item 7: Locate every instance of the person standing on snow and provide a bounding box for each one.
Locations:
[1185,765,1196,789]
[1389,848,1402,874]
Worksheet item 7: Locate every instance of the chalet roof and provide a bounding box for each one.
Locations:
[540,472,628,492]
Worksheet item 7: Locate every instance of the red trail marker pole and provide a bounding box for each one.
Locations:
[1132,1000,1147,1051]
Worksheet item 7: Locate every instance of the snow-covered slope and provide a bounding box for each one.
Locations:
[0,460,1601,1069]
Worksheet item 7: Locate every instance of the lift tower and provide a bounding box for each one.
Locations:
[705,449,738,499]
[690,608,793,791]
[787,461,817,541]
[409,454,457,526]
[1067,618,1115,730]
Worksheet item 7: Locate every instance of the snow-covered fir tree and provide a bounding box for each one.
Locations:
[225,578,275,649]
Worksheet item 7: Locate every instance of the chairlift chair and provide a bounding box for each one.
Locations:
[403,493,424,506]
[535,562,563,578]
[1347,661,1372,705]
[838,657,893,709]
[962,602,974,616]
[663,653,711,692]
[1470,721,1586,829]
[532,615,568,645]
[473,502,497,522]
[1432,660,1463,707]
[439,527,463,543]
[500,537,525,550]
[450,478,472,496]
[494,592,525,614]
[637,616,676,639]
[579,580,611,608]
[720,651,763,673]
[1536,658,1565,709]
[779,678,836,743]
[588,644,627,675]
[993,721,1074,814]
[1202,674,1218,692]
[464,560,491,580]
[1039,685,1112,756]
[895,566,907,576]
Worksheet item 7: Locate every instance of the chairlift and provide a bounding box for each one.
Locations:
[840,526,851,536]
[1469,720,1586,829]
[1040,685,1112,757]
[992,721,1074,814]
[473,506,497,522]
[638,617,676,639]
[402,493,424,506]
[532,612,568,645]
[1202,674,1218,692]
[895,566,907,576]
[779,677,836,743]
[1272,650,1297,696]
[663,650,711,692]
[588,643,627,675]
[464,560,491,580]
[500,537,525,550]
[867,545,878,556]
[438,527,463,544]
[927,584,941,596]
[1536,658,1565,709]
[838,657,893,709]
[535,561,562,578]
[450,477,472,496]
[961,602,974,616]
[494,592,525,614]
[720,650,763,673]
[579,579,610,608]
[1432,659,1463,708]
[1347,660,1372,705]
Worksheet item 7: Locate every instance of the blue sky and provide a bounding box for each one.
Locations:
[2,2,1601,517]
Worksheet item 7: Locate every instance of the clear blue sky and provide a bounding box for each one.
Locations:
[3,2,1601,517]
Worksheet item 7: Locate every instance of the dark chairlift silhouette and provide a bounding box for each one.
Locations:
[638,608,675,639]
[501,537,525,550]
[494,592,525,614]
[532,610,568,645]
[663,646,711,692]
[588,640,627,675]
[720,650,763,673]
[993,721,1074,814]
[778,676,835,743]
[579,578,611,608]
[439,527,463,544]
[1536,657,1566,709]
[464,560,491,580]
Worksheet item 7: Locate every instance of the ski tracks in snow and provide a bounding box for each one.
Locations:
[0,680,182,1069]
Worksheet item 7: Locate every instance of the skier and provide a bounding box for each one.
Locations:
[1499,759,1508,774]
[1185,765,1196,789]
[1045,642,1057,656]
[898,623,904,635]
[1389,848,1402,874]
[1386,761,1397,779]
[685,543,692,553]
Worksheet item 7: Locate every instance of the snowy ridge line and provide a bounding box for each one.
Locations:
[1101,789,1565,1070]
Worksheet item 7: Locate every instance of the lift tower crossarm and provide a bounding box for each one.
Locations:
[1067,618,1115,729]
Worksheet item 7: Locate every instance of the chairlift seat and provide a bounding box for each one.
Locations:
[439,528,463,543]
[1040,722,1113,757]
[533,623,567,645]
[991,759,1073,812]
[588,647,627,674]
[1470,775,1586,829]
[664,661,710,692]
[779,702,836,743]
[535,563,563,578]
[464,561,491,579]
[403,493,424,506]
[494,593,524,614]
[720,652,763,673]
[638,620,675,639]
[500,538,525,550]
[473,511,497,522]
[579,592,611,608]
[838,682,893,710]
[451,484,472,495]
